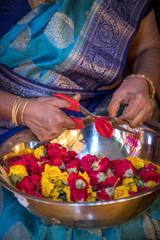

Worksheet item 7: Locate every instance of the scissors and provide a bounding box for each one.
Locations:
[54,93,133,133]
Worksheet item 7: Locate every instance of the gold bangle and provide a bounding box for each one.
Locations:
[21,100,31,126]
[12,97,21,126]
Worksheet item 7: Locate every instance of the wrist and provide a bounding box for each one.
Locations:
[12,97,32,127]
[122,74,156,101]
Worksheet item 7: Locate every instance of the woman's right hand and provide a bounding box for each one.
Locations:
[23,96,76,142]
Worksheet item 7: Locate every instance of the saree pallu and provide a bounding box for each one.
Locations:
[1,0,160,239]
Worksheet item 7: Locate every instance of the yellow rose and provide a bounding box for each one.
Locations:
[63,186,71,202]
[87,191,97,202]
[44,164,61,181]
[129,183,138,192]
[41,174,54,197]
[9,165,28,180]
[146,181,159,188]
[114,186,130,199]
[126,156,144,169]
[122,178,138,192]
[50,188,60,200]
[59,172,69,185]
[122,178,134,185]
[34,146,47,159]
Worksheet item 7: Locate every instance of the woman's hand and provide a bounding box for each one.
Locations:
[107,77,153,128]
[23,96,77,142]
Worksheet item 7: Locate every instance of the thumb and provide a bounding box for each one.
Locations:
[72,93,81,102]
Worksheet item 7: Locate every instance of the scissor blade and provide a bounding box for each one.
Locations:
[112,123,134,133]
[79,105,95,117]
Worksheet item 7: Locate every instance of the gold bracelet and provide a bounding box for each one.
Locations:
[12,97,21,126]
[21,99,31,126]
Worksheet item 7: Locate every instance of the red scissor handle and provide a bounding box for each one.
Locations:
[54,93,81,111]
[54,93,85,129]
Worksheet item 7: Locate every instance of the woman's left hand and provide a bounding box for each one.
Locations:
[107,77,153,128]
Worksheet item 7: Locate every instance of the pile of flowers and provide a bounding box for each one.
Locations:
[3,143,160,202]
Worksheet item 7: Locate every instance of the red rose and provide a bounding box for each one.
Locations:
[97,187,114,200]
[129,191,137,196]
[21,153,36,162]
[98,157,110,172]
[16,176,34,194]
[38,156,50,162]
[47,143,65,159]
[31,190,43,198]
[88,171,108,187]
[100,176,122,188]
[140,168,160,183]
[81,154,98,172]
[11,160,28,169]
[50,157,65,169]
[95,117,113,139]
[68,151,78,159]
[66,160,80,174]
[27,158,41,175]
[2,156,21,173]
[114,159,137,178]
[70,189,90,202]
[139,186,150,192]
[16,175,41,195]
[106,168,115,177]
[68,172,88,190]
[108,159,122,170]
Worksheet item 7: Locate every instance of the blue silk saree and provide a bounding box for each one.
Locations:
[1,0,160,239]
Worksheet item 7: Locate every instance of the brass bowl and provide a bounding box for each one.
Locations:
[0,120,160,228]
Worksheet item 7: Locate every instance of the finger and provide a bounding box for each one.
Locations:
[119,97,141,121]
[72,93,81,102]
[107,94,126,117]
[129,109,147,128]
[53,96,72,108]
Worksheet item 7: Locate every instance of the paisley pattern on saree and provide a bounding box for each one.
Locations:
[44,12,74,49]
[9,26,31,52]
[14,60,41,80]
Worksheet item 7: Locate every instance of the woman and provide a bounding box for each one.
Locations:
[0,0,160,239]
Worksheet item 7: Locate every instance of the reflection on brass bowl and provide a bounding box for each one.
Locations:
[0,120,160,229]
